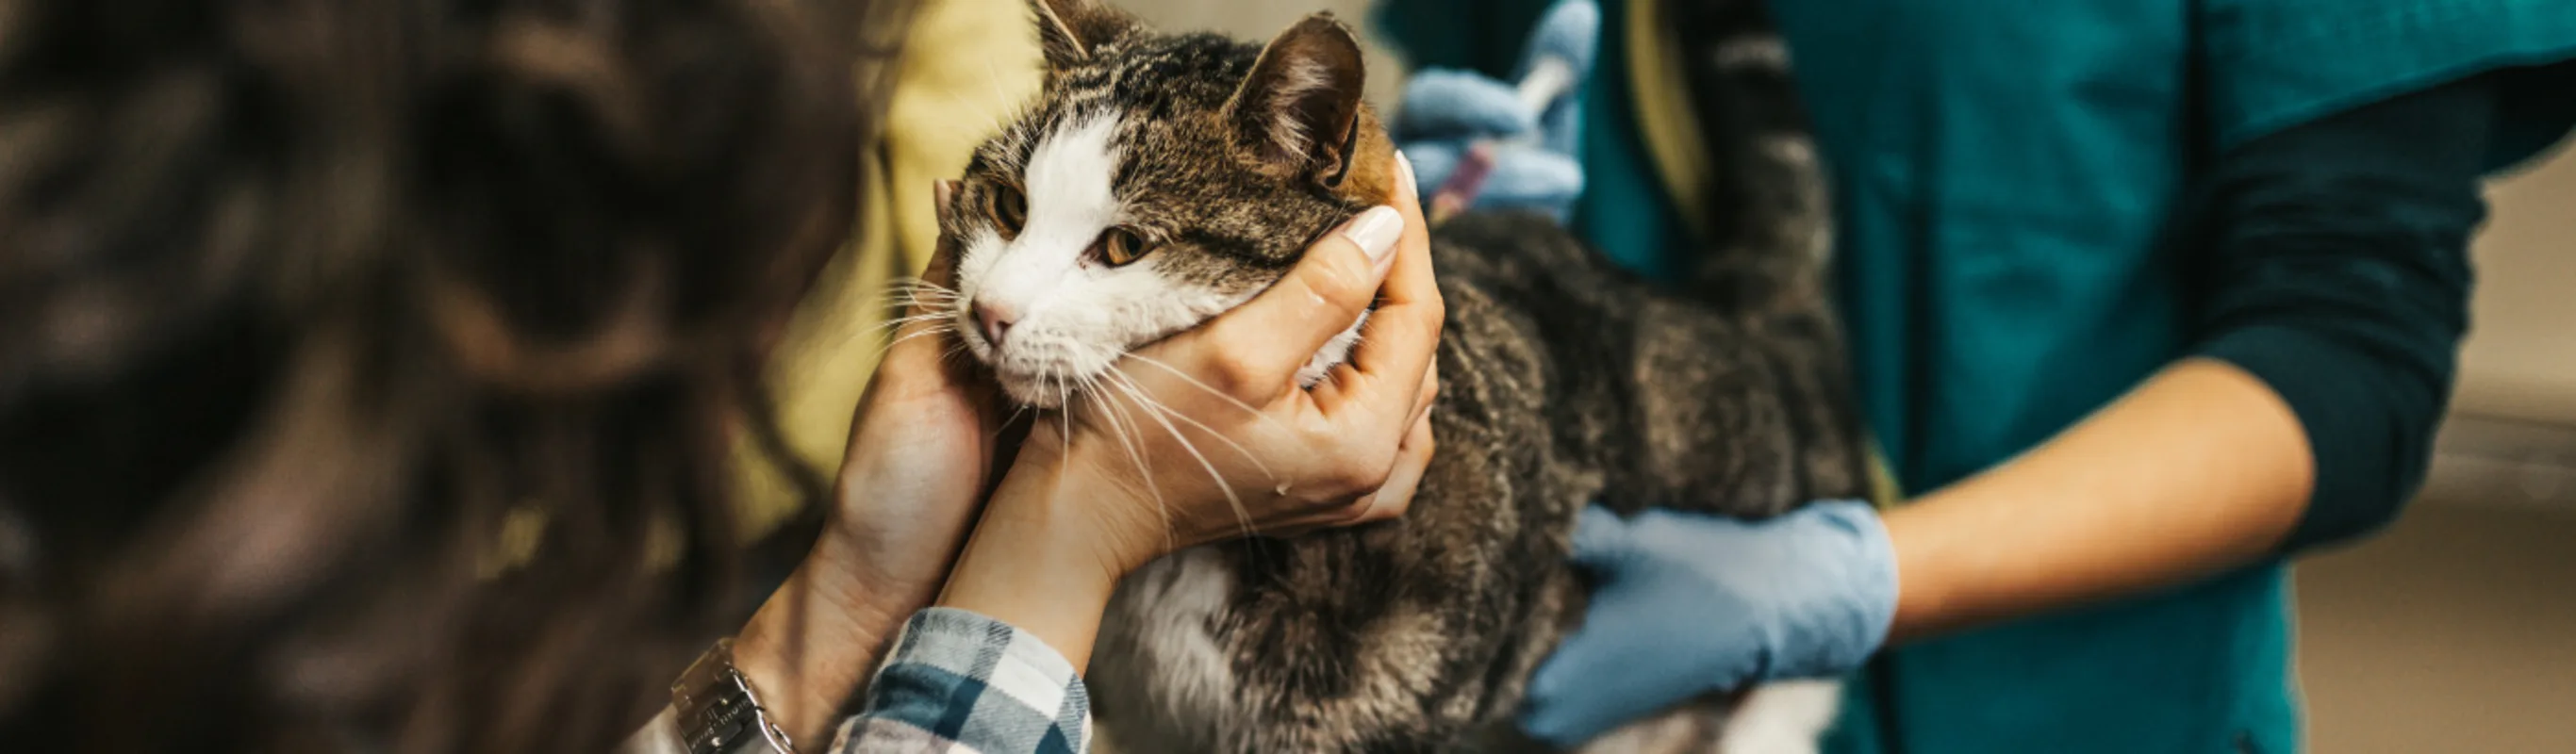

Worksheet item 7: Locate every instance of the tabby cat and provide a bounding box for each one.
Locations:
[932,1,1873,751]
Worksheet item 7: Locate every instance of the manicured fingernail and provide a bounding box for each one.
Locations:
[1396,150,1420,201]
[1343,205,1404,265]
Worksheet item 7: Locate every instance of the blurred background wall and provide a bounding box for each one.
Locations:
[2299,139,2576,753]
[1100,1,2576,749]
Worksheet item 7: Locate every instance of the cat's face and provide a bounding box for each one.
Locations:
[938,0,1395,408]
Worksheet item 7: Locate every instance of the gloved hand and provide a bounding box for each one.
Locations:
[1390,0,1599,223]
[1518,501,1900,747]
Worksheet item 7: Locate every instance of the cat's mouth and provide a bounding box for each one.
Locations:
[957,314,1116,411]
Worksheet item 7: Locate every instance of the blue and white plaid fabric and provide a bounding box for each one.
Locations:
[831,608,1092,754]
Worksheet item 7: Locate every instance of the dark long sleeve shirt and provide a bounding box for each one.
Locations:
[2189,73,2500,551]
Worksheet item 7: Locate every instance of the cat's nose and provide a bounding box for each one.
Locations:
[974,299,1016,347]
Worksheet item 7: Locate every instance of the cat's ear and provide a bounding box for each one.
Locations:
[933,179,960,221]
[1029,0,1136,72]
[1227,13,1368,187]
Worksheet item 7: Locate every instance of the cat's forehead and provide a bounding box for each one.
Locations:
[977,32,1258,170]
[1053,32,1257,119]
[955,23,1359,269]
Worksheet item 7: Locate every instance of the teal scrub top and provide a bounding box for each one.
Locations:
[1374,1,2576,752]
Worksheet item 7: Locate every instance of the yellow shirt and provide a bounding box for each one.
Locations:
[732,0,1043,536]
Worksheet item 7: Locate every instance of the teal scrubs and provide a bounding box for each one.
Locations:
[1375,1,2576,751]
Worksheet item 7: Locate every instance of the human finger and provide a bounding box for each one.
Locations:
[1313,152,1442,425]
[1149,204,1403,402]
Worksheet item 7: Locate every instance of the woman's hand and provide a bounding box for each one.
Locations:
[1044,161,1445,564]
[812,243,1015,618]
[938,153,1445,668]
[734,206,1014,746]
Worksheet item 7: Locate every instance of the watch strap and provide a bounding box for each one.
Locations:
[671,638,795,754]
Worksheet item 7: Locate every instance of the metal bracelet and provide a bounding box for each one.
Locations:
[671,638,795,754]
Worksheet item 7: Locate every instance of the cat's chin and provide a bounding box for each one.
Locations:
[993,370,1074,410]
[972,347,1098,410]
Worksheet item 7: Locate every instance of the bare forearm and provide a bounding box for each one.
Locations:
[1884,358,2314,642]
[732,533,912,746]
[933,451,1139,673]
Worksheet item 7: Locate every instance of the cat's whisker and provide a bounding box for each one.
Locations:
[867,320,958,348]
[883,293,962,315]
[883,302,958,330]
[978,57,1016,127]
[1044,368,1076,505]
[1055,369,1074,458]
[900,278,962,297]
[889,282,961,300]
[877,280,963,313]
[1089,371,1178,549]
[883,322,953,351]
[1108,369,1257,537]
[869,311,960,337]
[1105,374,1274,549]
[1120,416,1182,551]
[873,304,959,333]
[870,322,958,363]
[1118,352,1295,437]
[1107,369,1276,484]
[900,296,963,313]
[993,404,1032,441]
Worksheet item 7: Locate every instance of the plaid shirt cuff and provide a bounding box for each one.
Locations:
[829,608,1091,754]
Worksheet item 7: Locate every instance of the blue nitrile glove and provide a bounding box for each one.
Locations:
[1518,501,1899,747]
[1390,0,1599,223]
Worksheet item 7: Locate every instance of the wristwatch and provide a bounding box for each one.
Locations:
[671,638,796,754]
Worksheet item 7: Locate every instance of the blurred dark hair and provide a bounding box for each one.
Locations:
[0,0,906,749]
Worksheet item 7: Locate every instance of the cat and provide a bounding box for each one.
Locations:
[929,1,1874,751]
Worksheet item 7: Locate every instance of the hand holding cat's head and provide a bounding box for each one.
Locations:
[936,0,1397,409]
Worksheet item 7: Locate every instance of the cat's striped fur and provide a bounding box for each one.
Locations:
[939,2,1870,751]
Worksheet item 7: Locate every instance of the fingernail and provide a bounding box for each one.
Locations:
[1343,205,1404,266]
[1395,150,1420,201]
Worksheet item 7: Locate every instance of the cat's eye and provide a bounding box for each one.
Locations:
[1099,227,1153,267]
[985,184,1029,238]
